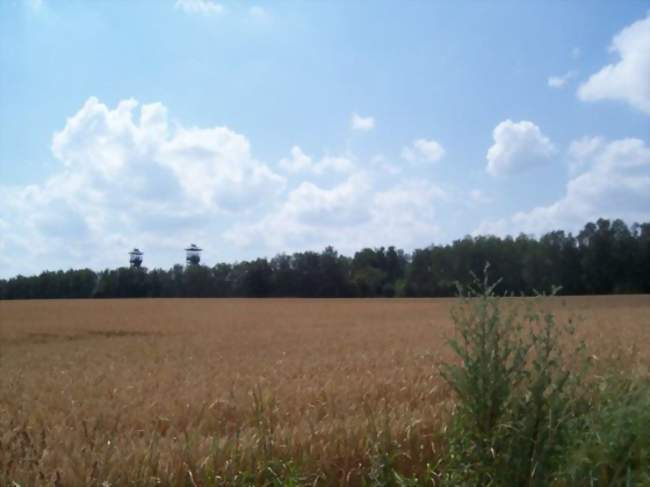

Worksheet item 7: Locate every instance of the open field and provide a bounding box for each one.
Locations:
[2,296,650,485]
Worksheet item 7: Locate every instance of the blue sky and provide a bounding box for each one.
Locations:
[1,0,649,276]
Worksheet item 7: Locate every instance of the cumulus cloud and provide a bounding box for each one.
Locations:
[279,146,355,175]
[50,97,284,211]
[279,146,312,173]
[225,174,373,250]
[486,120,555,176]
[547,70,575,88]
[0,97,285,275]
[350,113,375,131]
[578,14,650,114]
[2,94,473,277]
[401,138,446,162]
[175,0,223,15]
[0,96,457,277]
[568,136,605,174]
[226,174,447,253]
[477,137,650,236]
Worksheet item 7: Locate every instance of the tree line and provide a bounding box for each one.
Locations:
[1,218,649,299]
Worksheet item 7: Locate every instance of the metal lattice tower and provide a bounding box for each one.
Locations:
[129,248,143,268]
[185,244,202,265]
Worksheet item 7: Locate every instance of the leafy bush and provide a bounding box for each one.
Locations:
[557,373,650,486]
[440,265,589,485]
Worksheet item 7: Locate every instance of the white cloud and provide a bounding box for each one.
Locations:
[279,146,313,173]
[49,97,284,212]
[280,174,372,227]
[166,130,284,210]
[578,14,650,114]
[0,97,285,275]
[401,138,446,162]
[477,137,650,236]
[225,174,373,250]
[567,136,605,174]
[278,146,355,175]
[226,175,447,253]
[568,136,605,161]
[350,113,375,131]
[1,96,459,277]
[547,70,575,88]
[486,120,555,176]
[175,0,223,15]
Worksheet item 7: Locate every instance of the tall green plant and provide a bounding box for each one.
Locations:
[440,265,588,486]
[558,372,650,486]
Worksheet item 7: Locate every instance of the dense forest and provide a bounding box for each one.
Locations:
[2,218,649,299]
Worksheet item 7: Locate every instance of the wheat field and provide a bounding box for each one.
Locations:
[2,296,649,485]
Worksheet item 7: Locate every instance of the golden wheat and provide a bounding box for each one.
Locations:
[1,296,649,485]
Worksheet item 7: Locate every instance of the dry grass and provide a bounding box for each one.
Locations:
[1,296,649,485]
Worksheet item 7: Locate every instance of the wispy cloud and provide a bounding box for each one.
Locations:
[278,146,355,175]
[401,139,445,162]
[547,70,576,88]
[175,0,224,15]
[350,113,375,131]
